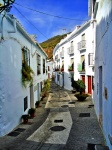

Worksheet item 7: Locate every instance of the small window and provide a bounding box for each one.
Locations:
[37,54,41,75]
[43,59,45,73]
[24,96,28,111]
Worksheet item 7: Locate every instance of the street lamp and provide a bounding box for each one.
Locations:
[0,0,15,13]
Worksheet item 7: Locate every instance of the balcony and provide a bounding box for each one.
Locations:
[77,40,86,51]
[68,46,74,55]
[78,63,85,73]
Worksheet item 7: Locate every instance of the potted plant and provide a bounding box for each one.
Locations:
[35,101,40,108]
[75,93,89,101]
[71,79,89,101]
[22,114,29,124]
[28,108,36,117]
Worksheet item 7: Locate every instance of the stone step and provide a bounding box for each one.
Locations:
[95,145,109,150]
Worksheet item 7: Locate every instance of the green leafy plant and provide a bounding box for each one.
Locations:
[71,79,85,94]
[71,79,88,101]
[21,62,34,88]
[42,79,50,97]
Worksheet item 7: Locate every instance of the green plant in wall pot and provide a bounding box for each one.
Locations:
[21,62,34,88]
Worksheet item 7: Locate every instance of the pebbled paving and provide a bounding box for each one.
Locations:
[0,81,106,150]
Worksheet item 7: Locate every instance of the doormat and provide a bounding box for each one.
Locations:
[68,102,75,104]
[50,126,66,131]
[87,143,95,150]
[61,105,69,108]
[79,113,90,117]
[7,131,20,137]
[89,104,94,107]
[14,128,26,132]
[87,143,102,150]
[54,119,63,123]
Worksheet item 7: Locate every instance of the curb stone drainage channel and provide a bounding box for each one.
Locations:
[61,105,69,108]
[68,102,75,104]
[79,113,90,117]
[54,120,63,123]
[50,126,66,131]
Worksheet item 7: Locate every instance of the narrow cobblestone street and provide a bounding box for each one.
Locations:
[0,81,106,150]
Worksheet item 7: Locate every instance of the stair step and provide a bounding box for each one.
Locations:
[95,145,109,150]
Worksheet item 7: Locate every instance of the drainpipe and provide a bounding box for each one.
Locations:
[0,13,6,40]
[7,17,17,33]
[0,14,17,40]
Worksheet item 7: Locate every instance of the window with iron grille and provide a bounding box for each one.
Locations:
[22,47,30,65]
[37,54,41,75]
[81,55,85,71]
[43,59,45,73]
[24,96,28,111]
[88,53,94,65]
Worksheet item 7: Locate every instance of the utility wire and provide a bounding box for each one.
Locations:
[13,6,48,40]
[15,2,88,21]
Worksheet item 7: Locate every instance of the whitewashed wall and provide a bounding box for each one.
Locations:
[53,21,94,92]
[92,0,112,149]
[0,14,47,136]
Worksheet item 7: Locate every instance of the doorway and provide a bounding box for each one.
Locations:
[88,76,92,94]
[30,85,34,107]
[99,66,103,127]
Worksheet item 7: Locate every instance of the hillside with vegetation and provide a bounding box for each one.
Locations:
[40,33,68,59]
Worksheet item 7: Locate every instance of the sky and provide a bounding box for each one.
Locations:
[10,0,90,43]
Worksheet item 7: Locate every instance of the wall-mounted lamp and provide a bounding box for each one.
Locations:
[0,0,15,13]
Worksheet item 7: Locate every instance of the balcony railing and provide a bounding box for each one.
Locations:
[78,63,85,72]
[77,40,86,50]
[68,46,74,55]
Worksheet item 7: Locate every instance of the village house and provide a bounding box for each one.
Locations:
[0,10,47,136]
[89,0,112,149]
[53,20,94,95]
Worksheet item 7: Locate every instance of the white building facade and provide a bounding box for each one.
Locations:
[46,60,53,79]
[89,0,112,149]
[53,21,94,94]
[0,11,47,136]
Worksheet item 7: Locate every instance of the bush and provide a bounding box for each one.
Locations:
[71,79,85,94]
[42,79,50,97]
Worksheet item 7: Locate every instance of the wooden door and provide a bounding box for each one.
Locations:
[88,76,92,94]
